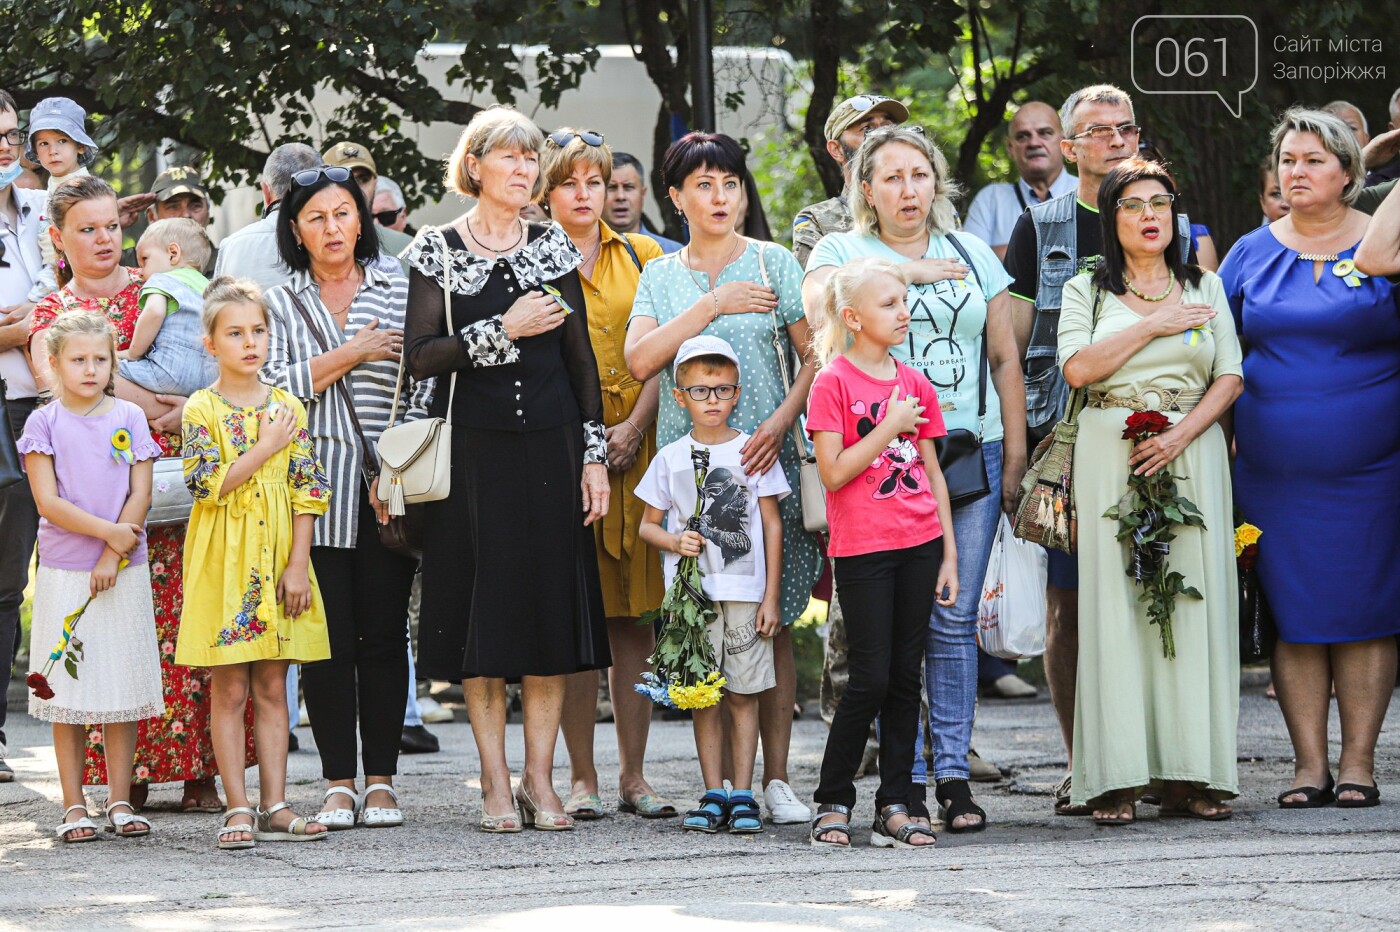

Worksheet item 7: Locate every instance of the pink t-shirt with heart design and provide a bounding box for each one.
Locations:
[806,354,947,557]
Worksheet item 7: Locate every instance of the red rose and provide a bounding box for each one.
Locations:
[27,672,55,700]
[1238,542,1259,572]
[1122,411,1171,441]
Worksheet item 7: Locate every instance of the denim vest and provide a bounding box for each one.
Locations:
[1023,192,1192,444]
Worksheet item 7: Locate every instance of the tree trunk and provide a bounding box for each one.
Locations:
[805,0,843,197]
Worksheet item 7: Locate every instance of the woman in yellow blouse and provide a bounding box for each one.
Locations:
[543,128,675,820]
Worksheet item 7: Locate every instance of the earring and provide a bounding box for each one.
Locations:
[852,323,861,331]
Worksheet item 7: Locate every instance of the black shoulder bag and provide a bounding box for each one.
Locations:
[933,232,992,508]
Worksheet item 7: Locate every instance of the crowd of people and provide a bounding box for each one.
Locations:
[0,77,1396,849]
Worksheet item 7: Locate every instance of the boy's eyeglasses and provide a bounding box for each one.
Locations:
[677,384,739,401]
[548,130,605,149]
[1116,193,1176,214]
[291,165,352,187]
[374,207,403,226]
[0,129,26,147]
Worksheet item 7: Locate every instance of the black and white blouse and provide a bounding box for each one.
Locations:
[402,223,607,464]
[264,264,434,549]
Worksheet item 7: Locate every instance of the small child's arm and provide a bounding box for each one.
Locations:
[126,293,169,361]
[277,513,316,618]
[755,494,783,636]
[640,503,703,557]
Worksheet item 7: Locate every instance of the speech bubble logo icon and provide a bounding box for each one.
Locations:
[1131,15,1258,119]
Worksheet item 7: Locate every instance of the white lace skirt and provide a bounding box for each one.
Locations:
[27,564,164,724]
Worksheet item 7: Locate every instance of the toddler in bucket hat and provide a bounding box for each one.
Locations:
[25,97,98,175]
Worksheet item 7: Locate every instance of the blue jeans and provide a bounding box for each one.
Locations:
[913,440,1002,783]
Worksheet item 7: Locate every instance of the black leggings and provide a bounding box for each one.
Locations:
[815,539,940,812]
[304,495,418,780]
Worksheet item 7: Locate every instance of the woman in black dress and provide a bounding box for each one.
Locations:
[404,105,611,833]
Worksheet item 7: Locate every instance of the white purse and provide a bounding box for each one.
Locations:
[376,229,458,516]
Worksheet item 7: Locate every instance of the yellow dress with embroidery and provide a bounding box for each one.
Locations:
[581,225,665,618]
[175,386,332,666]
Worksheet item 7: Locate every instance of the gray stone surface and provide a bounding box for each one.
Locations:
[1,683,1396,930]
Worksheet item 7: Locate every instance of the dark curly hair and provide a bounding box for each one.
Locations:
[276,168,379,273]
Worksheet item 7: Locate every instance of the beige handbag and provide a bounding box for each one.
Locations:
[756,245,826,534]
[376,229,457,516]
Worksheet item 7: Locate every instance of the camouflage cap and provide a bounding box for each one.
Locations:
[151,166,208,202]
[824,95,909,141]
[322,141,376,176]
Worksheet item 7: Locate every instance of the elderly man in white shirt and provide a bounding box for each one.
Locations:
[0,88,49,784]
[213,142,323,289]
[963,102,1077,260]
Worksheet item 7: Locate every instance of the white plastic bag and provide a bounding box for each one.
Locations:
[977,513,1048,659]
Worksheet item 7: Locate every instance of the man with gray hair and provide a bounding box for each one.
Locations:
[373,176,411,234]
[1362,88,1400,188]
[1002,83,1196,816]
[1323,100,1371,149]
[213,142,323,289]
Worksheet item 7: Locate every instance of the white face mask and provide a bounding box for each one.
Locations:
[0,161,22,189]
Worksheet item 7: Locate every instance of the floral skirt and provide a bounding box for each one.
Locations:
[84,487,255,785]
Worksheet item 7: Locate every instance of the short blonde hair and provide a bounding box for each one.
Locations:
[814,257,907,365]
[1271,107,1366,206]
[44,311,117,396]
[138,217,212,272]
[201,276,268,336]
[846,127,961,238]
[539,128,613,206]
[445,105,545,200]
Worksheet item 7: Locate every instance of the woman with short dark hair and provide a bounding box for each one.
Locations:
[264,165,433,830]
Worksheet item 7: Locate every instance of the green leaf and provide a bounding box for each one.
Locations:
[64,657,79,680]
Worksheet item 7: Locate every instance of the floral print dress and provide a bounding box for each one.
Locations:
[30,273,259,786]
[176,387,332,666]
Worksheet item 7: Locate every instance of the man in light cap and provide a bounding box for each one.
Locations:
[323,141,413,271]
[790,94,909,269]
[119,166,219,273]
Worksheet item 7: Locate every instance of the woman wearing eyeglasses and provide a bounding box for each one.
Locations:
[263,163,433,831]
[1058,158,1242,825]
[625,131,823,827]
[537,128,676,821]
[801,125,1025,834]
[404,105,611,833]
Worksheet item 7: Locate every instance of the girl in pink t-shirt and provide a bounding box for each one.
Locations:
[805,257,957,850]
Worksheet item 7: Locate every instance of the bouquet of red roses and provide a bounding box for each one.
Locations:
[1103,412,1204,659]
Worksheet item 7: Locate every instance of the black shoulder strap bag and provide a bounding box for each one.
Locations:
[933,232,992,509]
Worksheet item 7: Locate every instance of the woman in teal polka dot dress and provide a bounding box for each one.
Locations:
[626,132,821,823]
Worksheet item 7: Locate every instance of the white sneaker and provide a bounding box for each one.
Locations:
[417,696,454,724]
[762,779,811,824]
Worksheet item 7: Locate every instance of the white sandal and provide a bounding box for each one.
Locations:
[313,786,360,830]
[216,806,257,850]
[361,783,404,828]
[103,800,151,837]
[55,804,99,844]
[254,801,326,842]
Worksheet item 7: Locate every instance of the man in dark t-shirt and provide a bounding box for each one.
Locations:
[1004,199,1107,307]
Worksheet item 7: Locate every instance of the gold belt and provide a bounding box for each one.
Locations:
[1086,387,1204,414]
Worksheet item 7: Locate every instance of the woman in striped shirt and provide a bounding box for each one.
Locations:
[264,166,433,831]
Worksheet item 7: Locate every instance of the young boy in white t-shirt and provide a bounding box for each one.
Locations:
[636,335,788,835]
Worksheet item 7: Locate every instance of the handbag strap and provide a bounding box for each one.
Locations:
[755,243,812,458]
[386,227,458,431]
[284,288,379,489]
[944,232,988,440]
[1062,287,1105,427]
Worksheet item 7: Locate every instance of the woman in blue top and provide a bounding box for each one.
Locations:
[802,125,1027,832]
[625,132,822,826]
[1220,109,1399,811]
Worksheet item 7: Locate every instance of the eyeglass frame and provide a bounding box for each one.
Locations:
[1069,122,1141,142]
[0,128,27,147]
[1115,193,1177,214]
[373,207,404,226]
[547,130,605,149]
[291,165,352,187]
[675,383,741,402]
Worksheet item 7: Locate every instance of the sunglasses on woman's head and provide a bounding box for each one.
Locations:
[548,130,605,149]
[291,165,352,187]
[374,208,403,226]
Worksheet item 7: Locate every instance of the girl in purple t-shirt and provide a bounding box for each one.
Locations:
[805,258,957,850]
[19,312,163,843]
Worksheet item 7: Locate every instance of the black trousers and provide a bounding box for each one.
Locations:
[304,493,418,780]
[815,539,940,812]
[0,397,38,750]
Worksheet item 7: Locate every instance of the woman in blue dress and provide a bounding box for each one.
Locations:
[625,132,822,825]
[1219,109,1399,810]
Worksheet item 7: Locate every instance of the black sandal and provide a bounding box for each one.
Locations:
[871,803,936,849]
[907,782,930,822]
[809,803,852,849]
[682,791,730,833]
[1335,783,1381,809]
[727,792,763,833]
[936,779,988,833]
[1277,773,1335,809]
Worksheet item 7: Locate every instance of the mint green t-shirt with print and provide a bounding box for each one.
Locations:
[806,230,1013,443]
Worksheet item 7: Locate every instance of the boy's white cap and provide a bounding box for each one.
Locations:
[673,335,740,381]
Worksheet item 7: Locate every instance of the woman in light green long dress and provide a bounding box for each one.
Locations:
[1057,161,1243,825]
